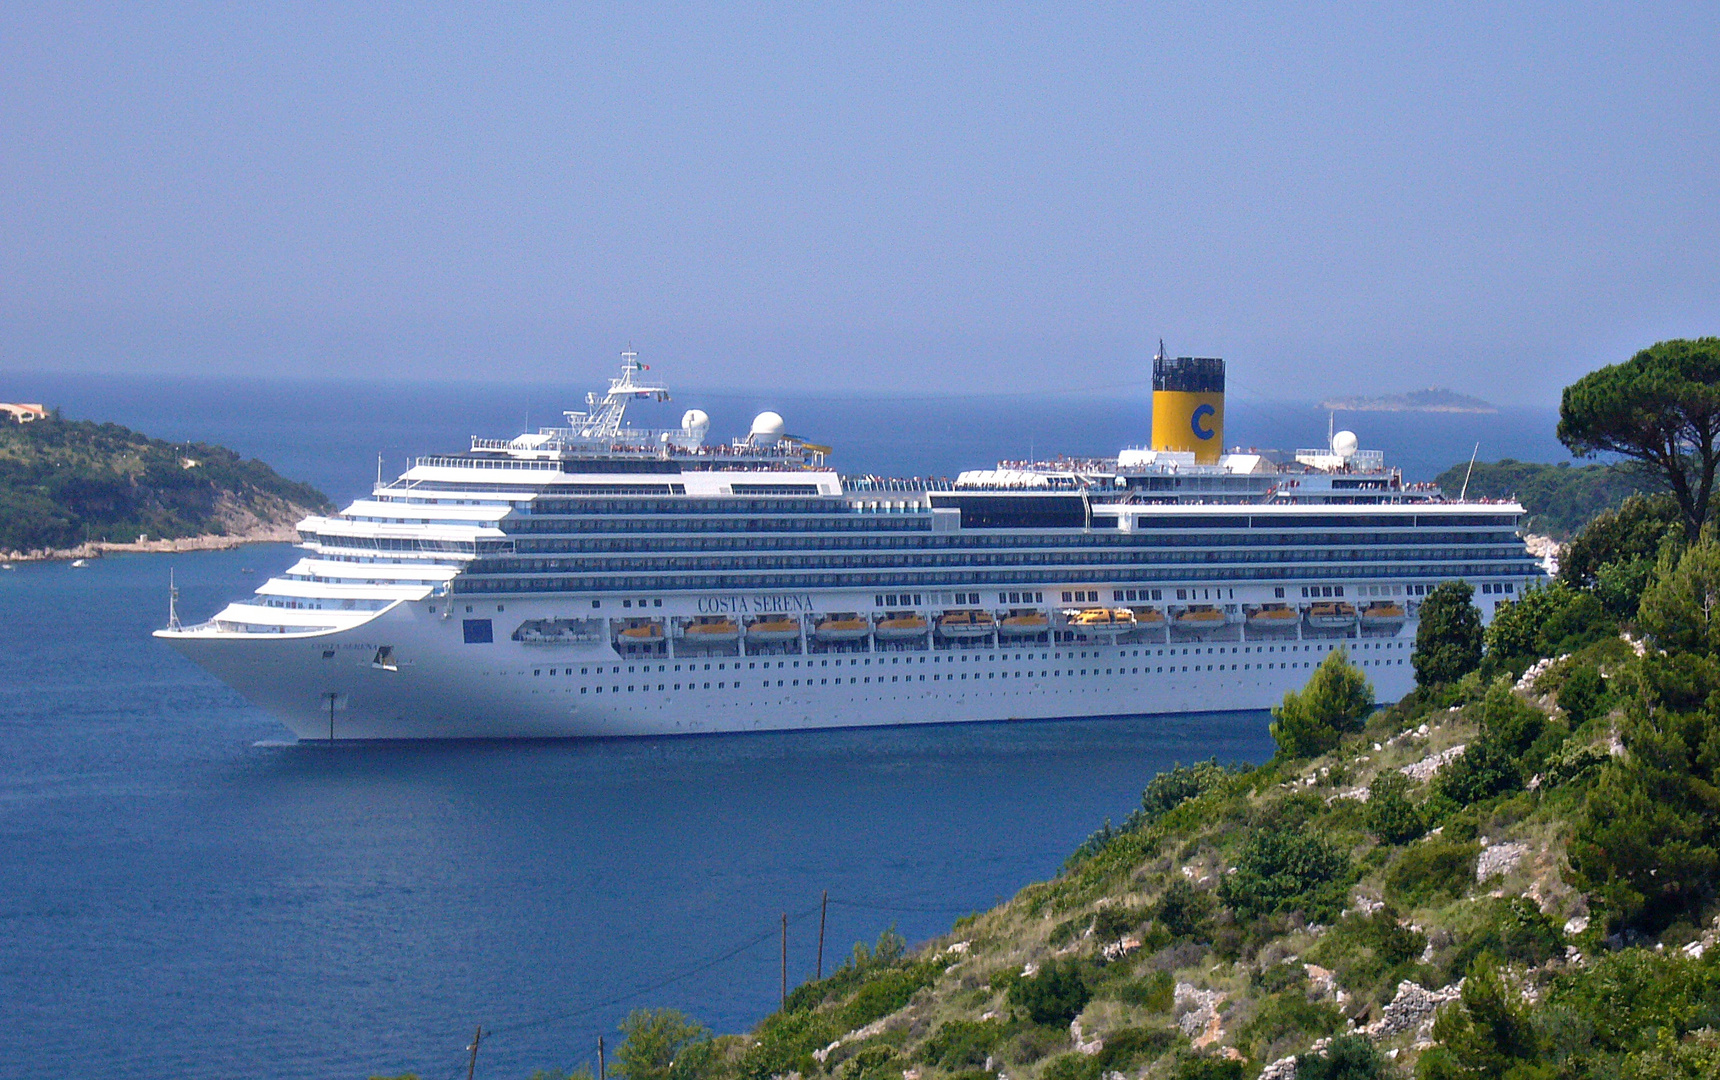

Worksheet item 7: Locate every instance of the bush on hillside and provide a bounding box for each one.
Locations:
[1270,649,1375,759]
[1637,537,1720,655]
[1384,839,1478,909]
[1220,830,1353,925]
[1561,493,1686,618]
[1414,582,1485,688]
[1365,769,1427,845]
[1296,1034,1395,1080]
[615,1010,718,1080]
[1007,957,1091,1026]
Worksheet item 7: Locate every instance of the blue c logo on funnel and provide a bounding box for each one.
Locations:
[1191,404,1216,440]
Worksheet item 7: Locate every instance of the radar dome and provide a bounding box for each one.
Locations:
[750,411,786,440]
[1332,430,1359,459]
[680,409,710,433]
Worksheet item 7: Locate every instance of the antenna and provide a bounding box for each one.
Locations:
[376,452,383,487]
[1459,442,1481,500]
[1327,411,1335,452]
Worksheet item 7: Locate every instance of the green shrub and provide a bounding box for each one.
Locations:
[1560,493,1684,618]
[841,964,938,1029]
[1270,649,1376,759]
[834,1045,901,1080]
[1417,958,1543,1080]
[1559,664,1608,725]
[1156,878,1217,941]
[1040,1053,1100,1080]
[1366,769,1427,844]
[1140,760,1244,822]
[1220,827,1354,924]
[1385,838,1478,908]
[615,1010,718,1080]
[1297,1034,1395,1080]
[1543,740,1612,789]
[1451,898,1563,973]
[921,1020,1005,1069]
[1240,991,1345,1055]
[1169,1053,1247,1080]
[1310,907,1428,1004]
[1431,738,1523,808]
[1414,581,1485,688]
[1007,958,1092,1026]
[1103,968,1175,1011]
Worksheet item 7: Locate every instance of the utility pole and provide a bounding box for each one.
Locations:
[817,890,828,980]
[780,913,788,1009]
[598,1035,606,1080]
[466,1026,483,1080]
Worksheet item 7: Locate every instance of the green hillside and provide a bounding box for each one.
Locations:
[1431,459,1654,540]
[487,505,1720,1080]
[0,412,331,554]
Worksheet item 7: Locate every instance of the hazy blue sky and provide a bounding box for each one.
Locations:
[2,3,1716,402]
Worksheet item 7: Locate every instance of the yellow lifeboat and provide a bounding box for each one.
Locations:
[1246,603,1298,630]
[682,615,741,642]
[746,616,802,643]
[1066,607,1136,637]
[1174,605,1227,634]
[874,611,930,641]
[1130,605,1166,626]
[998,608,1050,636]
[1360,601,1406,631]
[1306,601,1358,630]
[813,612,871,642]
[616,618,664,641]
[937,609,996,639]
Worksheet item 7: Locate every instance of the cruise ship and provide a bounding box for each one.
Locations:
[157,351,1541,740]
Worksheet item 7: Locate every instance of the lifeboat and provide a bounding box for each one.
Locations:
[1246,603,1299,630]
[1174,605,1228,634]
[998,608,1051,636]
[1360,601,1406,631]
[1066,607,1136,637]
[746,616,802,643]
[616,618,665,641]
[1306,601,1359,630]
[1130,605,1166,626]
[814,612,871,642]
[682,615,741,643]
[937,609,996,639]
[874,611,930,640]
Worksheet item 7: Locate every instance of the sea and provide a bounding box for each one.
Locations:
[0,372,1568,1079]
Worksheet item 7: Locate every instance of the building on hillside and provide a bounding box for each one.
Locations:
[1,402,48,423]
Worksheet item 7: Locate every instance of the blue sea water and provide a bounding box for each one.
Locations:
[0,373,1565,1079]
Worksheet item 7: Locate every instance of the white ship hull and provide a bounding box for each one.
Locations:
[160,596,1418,740]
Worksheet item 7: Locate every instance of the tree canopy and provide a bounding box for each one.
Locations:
[1268,648,1374,759]
[1412,581,1483,688]
[1558,337,1720,535]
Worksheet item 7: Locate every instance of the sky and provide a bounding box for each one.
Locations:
[1,3,1717,403]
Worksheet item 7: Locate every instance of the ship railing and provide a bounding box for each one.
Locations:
[841,476,954,493]
[416,455,565,471]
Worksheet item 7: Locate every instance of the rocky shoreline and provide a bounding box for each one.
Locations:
[3,522,301,563]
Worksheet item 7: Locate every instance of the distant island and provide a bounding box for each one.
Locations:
[1322,387,1497,413]
[0,409,332,560]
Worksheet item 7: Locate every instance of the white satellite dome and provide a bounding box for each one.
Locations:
[750,411,786,441]
[1332,430,1359,459]
[680,409,710,434]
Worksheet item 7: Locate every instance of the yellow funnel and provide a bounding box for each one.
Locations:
[1150,355,1225,463]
